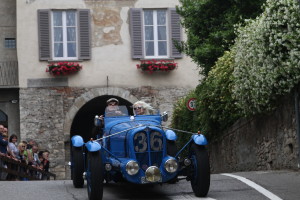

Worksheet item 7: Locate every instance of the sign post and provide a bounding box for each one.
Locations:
[187,98,196,111]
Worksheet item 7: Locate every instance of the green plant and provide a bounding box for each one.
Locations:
[233,0,300,115]
[176,0,265,77]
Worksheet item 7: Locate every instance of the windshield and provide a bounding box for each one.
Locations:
[105,105,129,117]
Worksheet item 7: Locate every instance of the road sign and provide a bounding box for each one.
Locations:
[187,98,196,111]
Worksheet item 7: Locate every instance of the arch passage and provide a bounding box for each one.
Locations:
[70,95,133,141]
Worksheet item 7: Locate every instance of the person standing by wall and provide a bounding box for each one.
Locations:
[0,125,8,180]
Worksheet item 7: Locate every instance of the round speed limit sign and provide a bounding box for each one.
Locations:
[187,98,196,111]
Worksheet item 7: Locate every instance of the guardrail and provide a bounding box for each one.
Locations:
[0,154,56,180]
[0,61,18,86]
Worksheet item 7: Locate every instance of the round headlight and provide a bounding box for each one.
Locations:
[126,160,139,175]
[164,158,178,173]
[145,166,161,182]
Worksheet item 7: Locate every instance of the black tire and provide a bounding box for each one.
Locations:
[87,151,103,200]
[167,140,177,157]
[189,144,210,197]
[72,147,84,188]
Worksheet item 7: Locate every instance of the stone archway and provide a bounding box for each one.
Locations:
[63,87,138,140]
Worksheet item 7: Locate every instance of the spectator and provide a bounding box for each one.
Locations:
[0,130,8,180]
[17,142,27,162]
[42,150,50,172]
[0,124,4,134]
[133,101,154,115]
[7,134,19,180]
[41,150,50,180]
[26,139,36,150]
[0,126,8,154]
[8,134,19,159]
[25,140,37,164]
[29,145,40,167]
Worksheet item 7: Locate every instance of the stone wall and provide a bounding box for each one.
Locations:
[209,91,299,173]
[19,86,190,179]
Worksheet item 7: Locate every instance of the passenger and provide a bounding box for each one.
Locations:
[133,101,154,115]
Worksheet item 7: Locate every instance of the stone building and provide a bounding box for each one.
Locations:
[0,0,200,179]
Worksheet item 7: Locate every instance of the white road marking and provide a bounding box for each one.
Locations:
[221,173,283,200]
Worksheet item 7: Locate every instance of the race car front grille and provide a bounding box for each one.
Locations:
[134,131,163,171]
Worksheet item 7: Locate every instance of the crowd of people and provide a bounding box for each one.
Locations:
[0,124,50,180]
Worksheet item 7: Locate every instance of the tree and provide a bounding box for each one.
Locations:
[176,0,265,76]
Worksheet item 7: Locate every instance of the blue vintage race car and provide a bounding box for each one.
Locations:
[71,106,210,200]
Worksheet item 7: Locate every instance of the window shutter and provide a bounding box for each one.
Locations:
[130,8,143,59]
[78,9,91,60]
[38,10,51,61]
[169,8,182,58]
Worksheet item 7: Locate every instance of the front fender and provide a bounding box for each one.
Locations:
[192,134,208,145]
[85,141,101,152]
[71,135,84,147]
[165,130,177,141]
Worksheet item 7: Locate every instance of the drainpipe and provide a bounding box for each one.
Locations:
[295,86,300,168]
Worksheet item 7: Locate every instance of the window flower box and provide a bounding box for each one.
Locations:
[136,60,178,74]
[46,62,82,76]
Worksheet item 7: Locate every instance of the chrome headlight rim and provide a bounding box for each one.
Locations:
[164,158,178,173]
[125,160,140,176]
[145,166,161,182]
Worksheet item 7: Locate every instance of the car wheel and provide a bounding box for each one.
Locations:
[189,144,210,197]
[167,140,177,157]
[72,147,84,188]
[86,151,103,200]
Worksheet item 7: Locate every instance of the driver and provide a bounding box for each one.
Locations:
[105,98,123,116]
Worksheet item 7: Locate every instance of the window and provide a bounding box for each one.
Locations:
[5,38,16,49]
[144,10,168,58]
[130,8,182,59]
[52,11,77,60]
[38,9,91,61]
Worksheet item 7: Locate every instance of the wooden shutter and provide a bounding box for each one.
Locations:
[78,9,91,60]
[38,10,51,61]
[130,8,143,59]
[169,8,182,58]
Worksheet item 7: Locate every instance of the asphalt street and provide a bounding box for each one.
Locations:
[0,170,299,200]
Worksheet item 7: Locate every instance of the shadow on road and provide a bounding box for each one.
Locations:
[103,182,173,200]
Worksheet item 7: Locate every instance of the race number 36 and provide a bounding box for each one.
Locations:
[134,132,163,152]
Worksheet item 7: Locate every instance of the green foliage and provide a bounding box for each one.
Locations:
[177,0,265,77]
[171,91,199,146]
[233,0,300,115]
[172,0,300,139]
[172,51,241,139]
[195,50,242,138]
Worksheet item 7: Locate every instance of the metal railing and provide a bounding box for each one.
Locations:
[0,61,18,87]
[0,154,56,180]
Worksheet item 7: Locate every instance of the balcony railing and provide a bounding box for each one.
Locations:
[0,61,18,87]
